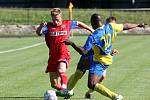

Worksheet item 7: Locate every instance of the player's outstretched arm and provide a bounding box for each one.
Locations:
[123,23,145,30]
[36,22,48,36]
[63,40,87,55]
[77,21,94,33]
[36,23,43,36]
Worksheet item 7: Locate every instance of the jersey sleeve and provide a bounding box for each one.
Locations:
[41,25,49,35]
[109,23,123,32]
[70,20,78,29]
[109,23,123,43]
[83,35,94,52]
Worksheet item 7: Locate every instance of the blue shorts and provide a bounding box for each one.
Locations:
[89,61,108,77]
[77,55,93,73]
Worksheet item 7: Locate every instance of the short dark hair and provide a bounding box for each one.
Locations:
[90,13,102,30]
[106,16,116,23]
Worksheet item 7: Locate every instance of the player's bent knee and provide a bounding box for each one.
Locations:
[57,62,67,73]
[99,76,105,82]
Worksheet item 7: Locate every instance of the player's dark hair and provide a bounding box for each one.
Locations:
[106,16,117,23]
[90,13,102,30]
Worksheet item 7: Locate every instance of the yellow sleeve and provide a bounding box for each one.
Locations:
[109,23,123,32]
[109,23,123,43]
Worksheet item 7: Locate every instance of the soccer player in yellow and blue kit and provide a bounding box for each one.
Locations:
[63,16,122,99]
[67,14,109,99]
[62,17,145,100]
[67,13,103,93]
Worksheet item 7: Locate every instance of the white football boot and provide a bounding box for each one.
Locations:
[114,95,123,100]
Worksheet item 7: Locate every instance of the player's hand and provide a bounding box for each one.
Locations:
[36,22,48,36]
[91,28,95,33]
[138,23,147,28]
[111,49,119,56]
[40,22,47,27]
[63,40,74,46]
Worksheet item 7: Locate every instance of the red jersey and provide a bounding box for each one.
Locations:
[44,20,77,72]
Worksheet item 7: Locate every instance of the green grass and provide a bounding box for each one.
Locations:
[0,8,150,25]
[0,35,150,100]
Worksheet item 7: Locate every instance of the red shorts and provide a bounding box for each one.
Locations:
[47,52,70,72]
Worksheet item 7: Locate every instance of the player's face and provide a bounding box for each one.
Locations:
[91,16,102,29]
[110,20,116,23]
[52,14,62,26]
[94,16,101,24]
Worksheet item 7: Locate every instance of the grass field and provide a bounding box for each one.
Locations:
[0,35,150,100]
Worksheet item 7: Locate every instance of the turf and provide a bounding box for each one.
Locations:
[0,35,150,100]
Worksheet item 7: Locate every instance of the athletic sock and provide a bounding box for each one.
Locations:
[56,84,62,90]
[59,72,68,90]
[94,83,118,100]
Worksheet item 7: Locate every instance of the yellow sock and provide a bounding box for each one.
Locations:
[67,70,84,90]
[85,81,103,94]
[94,83,118,100]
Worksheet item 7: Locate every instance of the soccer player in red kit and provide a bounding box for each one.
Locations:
[36,8,94,91]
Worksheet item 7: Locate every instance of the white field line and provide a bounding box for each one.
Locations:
[0,42,44,54]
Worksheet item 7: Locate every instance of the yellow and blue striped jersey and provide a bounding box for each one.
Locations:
[83,23,123,65]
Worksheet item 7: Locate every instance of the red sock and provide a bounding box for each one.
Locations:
[56,83,62,90]
[59,72,68,89]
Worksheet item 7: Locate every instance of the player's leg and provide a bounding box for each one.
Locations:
[47,61,62,90]
[67,69,84,90]
[88,73,118,100]
[85,70,106,99]
[67,56,89,91]
[49,72,62,90]
[56,56,89,97]
[94,83,123,100]
[88,63,122,100]
[57,61,68,90]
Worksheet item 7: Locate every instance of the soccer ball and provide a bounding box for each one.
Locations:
[44,90,58,100]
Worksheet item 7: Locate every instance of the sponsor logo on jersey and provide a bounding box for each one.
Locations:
[49,31,67,36]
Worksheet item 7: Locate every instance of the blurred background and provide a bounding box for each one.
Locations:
[0,0,150,37]
[0,0,150,8]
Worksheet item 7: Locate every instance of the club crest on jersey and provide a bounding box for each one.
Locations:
[49,31,67,36]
